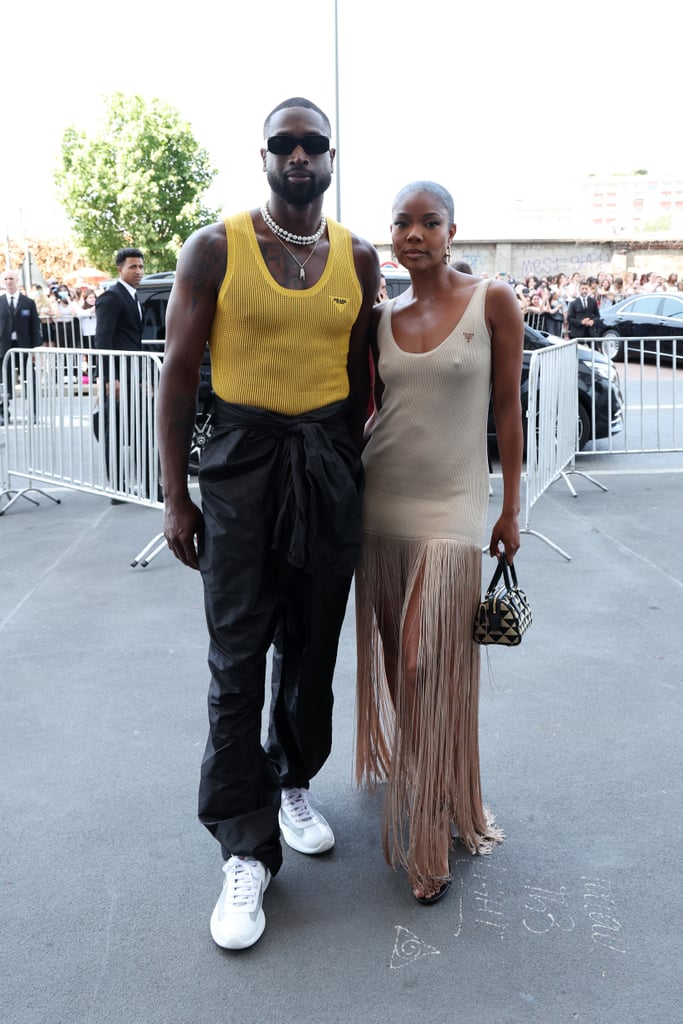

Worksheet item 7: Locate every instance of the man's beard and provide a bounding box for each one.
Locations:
[267,168,332,206]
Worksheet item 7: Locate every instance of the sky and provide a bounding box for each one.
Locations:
[2,0,678,251]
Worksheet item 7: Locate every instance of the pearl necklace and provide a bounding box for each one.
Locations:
[260,203,326,246]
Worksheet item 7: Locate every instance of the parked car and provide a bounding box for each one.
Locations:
[596,292,683,361]
[136,272,175,347]
[137,272,212,472]
[503,324,625,454]
[381,264,411,299]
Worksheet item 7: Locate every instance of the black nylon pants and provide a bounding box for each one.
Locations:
[197,401,362,877]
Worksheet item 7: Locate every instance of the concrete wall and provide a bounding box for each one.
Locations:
[376,240,683,281]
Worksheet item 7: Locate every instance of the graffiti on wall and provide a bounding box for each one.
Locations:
[461,252,485,271]
[520,252,611,278]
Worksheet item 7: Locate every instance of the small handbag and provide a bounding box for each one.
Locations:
[473,557,532,646]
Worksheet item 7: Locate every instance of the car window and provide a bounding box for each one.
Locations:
[140,291,169,340]
[624,296,660,316]
[383,274,411,299]
[660,297,683,320]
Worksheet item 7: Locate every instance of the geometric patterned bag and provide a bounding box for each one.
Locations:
[473,557,532,646]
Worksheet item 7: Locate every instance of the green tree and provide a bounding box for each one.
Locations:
[55,92,219,273]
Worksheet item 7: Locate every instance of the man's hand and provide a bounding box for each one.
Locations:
[163,495,203,570]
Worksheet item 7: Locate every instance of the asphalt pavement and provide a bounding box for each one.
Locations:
[2,451,682,1024]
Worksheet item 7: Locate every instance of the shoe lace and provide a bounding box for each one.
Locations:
[282,787,318,825]
[225,858,260,906]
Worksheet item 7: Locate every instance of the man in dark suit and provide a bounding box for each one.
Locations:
[1,269,43,425]
[567,280,601,339]
[95,247,153,499]
[95,248,145,353]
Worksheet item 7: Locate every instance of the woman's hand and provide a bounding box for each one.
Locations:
[488,510,521,561]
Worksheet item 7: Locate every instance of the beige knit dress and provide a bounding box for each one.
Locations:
[355,279,503,889]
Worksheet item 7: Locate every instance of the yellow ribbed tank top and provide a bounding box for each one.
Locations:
[208,212,362,415]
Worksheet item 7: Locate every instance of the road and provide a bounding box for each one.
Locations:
[1,448,682,1023]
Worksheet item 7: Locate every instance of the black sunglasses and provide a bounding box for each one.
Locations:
[266,134,330,156]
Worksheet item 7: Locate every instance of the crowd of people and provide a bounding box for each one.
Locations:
[0,279,107,420]
[25,281,104,347]
[501,268,681,338]
[3,266,682,348]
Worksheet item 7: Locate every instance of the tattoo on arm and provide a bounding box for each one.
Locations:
[180,231,226,311]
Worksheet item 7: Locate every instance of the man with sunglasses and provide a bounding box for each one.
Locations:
[157,97,379,949]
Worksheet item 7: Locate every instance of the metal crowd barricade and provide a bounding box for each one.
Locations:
[522,339,606,560]
[40,315,87,350]
[0,346,163,516]
[576,336,682,456]
[524,310,546,332]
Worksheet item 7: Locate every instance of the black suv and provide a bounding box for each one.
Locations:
[137,272,175,347]
[137,272,213,471]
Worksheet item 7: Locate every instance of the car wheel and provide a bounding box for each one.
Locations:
[577,401,591,450]
[599,330,624,362]
[188,413,213,475]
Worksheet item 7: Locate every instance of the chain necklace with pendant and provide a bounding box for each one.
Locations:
[270,233,321,282]
[260,203,326,282]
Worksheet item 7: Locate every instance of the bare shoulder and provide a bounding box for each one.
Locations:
[484,277,520,303]
[350,231,379,264]
[485,278,524,319]
[349,232,381,292]
[175,220,227,298]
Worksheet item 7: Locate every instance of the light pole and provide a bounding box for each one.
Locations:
[334,0,341,222]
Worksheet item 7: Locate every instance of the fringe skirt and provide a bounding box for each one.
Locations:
[355,533,503,889]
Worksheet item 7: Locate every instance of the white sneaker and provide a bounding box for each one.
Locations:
[279,787,335,855]
[209,856,271,950]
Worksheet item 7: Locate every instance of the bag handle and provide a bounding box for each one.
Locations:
[484,556,519,595]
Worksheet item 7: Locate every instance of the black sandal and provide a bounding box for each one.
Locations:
[413,874,452,906]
